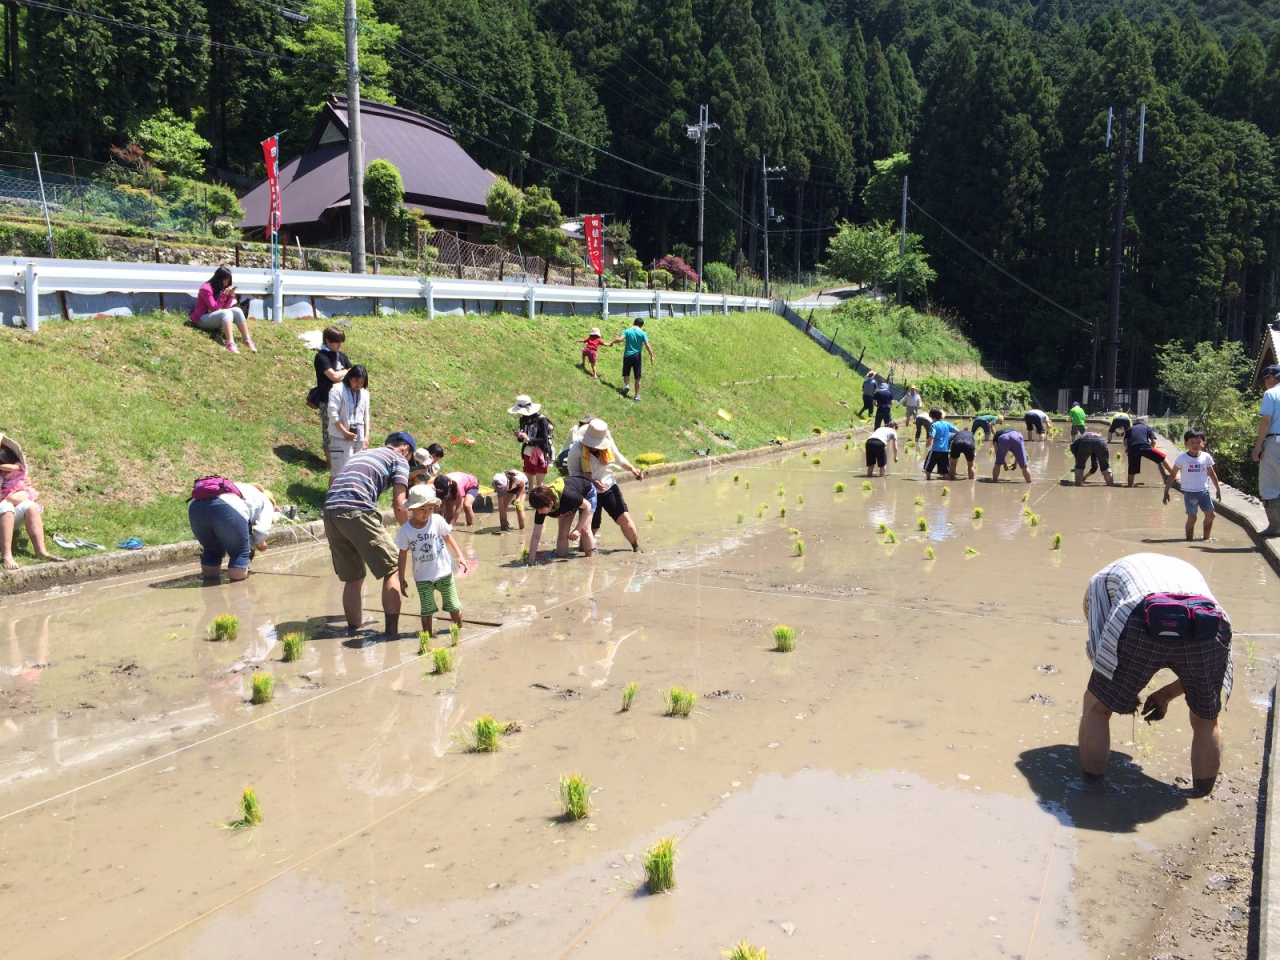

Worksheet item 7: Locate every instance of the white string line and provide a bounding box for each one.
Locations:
[651,578,1078,629]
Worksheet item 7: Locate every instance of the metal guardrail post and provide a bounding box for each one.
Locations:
[695,291,701,317]
[526,284,536,319]
[653,289,661,319]
[24,263,39,333]
[271,271,284,323]
[601,286,609,321]
[422,278,434,319]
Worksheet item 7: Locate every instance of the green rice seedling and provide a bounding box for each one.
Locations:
[972,507,984,519]
[281,632,305,662]
[793,539,805,556]
[811,457,821,465]
[208,615,239,642]
[722,942,770,960]
[733,473,740,482]
[668,475,679,487]
[737,511,745,523]
[462,715,505,752]
[942,486,950,496]
[1021,492,1029,502]
[801,450,808,457]
[250,671,274,705]
[647,510,655,521]
[418,631,432,656]
[877,521,888,534]
[1023,507,1033,517]
[917,517,928,531]
[661,686,697,717]
[620,681,638,712]
[1052,532,1062,550]
[449,623,461,646]
[757,507,765,518]
[521,545,530,562]
[846,432,852,439]
[432,647,454,674]
[773,625,795,652]
[1246,637,1258,669]
[965,546,980,556]
[834,482,846,493]
[789,527,800,535]
[925,546,936,560]
[796,494,805,504]
[231,786,262,828]
[779,505,787,518]
[777,484,785,496]
[914,496,925,506]
[862,481,872,491]
[557,773,591,821]
[744,480,750,490]
[845,442,850,450]
[885,530,898,544]
[643,837,677,893]
[1029,513,1040,526]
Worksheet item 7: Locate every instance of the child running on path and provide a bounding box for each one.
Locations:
[396,485,468,638]
[1164,427,1222,541]
[575,327,609,379]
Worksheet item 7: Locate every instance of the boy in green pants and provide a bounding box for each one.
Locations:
[395,485,469,638]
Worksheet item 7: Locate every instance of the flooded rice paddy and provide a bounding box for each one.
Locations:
[1,438,1275,959]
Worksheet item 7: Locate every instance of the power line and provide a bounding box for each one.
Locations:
[908,199,1093,331]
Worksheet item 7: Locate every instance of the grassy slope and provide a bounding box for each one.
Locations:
[802,304,989,382]
[1,309,896,561]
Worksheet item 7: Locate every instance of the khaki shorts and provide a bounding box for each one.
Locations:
[323,508,398,582]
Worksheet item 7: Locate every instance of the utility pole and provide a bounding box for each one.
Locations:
[897,175,908,306]
[761,154,786,298]
[344,0,367,273]
[685,105,718,293]
[1103,103,1144,408]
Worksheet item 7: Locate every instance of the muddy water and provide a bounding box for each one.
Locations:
[1,438,1273,959]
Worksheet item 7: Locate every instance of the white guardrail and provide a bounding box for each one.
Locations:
[0,257,775,332]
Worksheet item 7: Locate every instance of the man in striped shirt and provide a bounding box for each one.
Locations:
[1078,553,1232,795]
[323,431,415,638]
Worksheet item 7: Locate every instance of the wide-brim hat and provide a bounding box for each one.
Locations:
[405,484,441,510]
[590,327,601,336]
[0,433,25,470]
[581,418,610,448]
[508,394,542,416]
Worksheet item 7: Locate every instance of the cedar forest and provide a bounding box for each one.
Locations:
[1,0,1278,384]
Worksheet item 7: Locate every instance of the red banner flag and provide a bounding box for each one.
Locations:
[261,135,281,240]
[584,214,603,275]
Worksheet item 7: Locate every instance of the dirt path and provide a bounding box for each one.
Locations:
[0,438,1273,959]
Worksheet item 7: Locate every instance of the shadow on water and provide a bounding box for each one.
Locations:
[1016,744,1188,833]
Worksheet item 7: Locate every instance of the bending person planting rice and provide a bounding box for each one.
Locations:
[433,471,479,527]
[526,477,596,564]
[990,427,1032,483]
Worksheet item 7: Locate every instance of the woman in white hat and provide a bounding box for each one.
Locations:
[509,395,554,488]
[575,327,608,380]
[0,433,65,570]
[568,418,644,552]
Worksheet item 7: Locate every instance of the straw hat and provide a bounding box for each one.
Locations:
[405,484,441,510]
[581,418,610,448]
[0,433,25,469]
[508,395,541,416]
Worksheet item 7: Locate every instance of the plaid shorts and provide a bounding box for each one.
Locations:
[416,573,462,616]
[1088,609,1232,719]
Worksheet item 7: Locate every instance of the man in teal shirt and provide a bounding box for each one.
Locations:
[610,319,656,403]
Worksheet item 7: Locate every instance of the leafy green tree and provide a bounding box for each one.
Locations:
[516,184,570,262]
[364,159,404,249]
[1157,338,1250,428]
[824,220,934,298]
[133,109,211,177]
[484,176,523,246]
[863,153,909,222]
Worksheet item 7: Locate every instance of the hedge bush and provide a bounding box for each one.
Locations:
[918,375,1032,414]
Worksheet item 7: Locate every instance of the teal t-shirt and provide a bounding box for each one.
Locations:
[622,327,649,356]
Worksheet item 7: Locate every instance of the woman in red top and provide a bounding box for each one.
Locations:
[190,266,254,354]
[575,326,608,379]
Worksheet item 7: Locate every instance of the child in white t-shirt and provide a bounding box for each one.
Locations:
[1163,427,1222,541]
[395,485,468,637]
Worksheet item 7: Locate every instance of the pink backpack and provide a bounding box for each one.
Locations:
[1141,593,1222,642]
[189,476,241,501]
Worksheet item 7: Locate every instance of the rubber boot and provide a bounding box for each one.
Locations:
[1263,498,1280,537]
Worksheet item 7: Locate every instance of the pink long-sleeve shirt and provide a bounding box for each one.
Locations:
[190,282,235,323]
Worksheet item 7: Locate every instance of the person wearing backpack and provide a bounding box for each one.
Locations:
[187,477,278,582]
[1077,553,1232,795]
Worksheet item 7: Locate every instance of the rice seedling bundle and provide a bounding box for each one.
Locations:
[281,632,305,662]
[643,837,677,893]
[557,773,591,821]
[773,625,795,652]
[661,686,696,717]
[620,681,638,712]
[250,671,274,704]
[209,615,239,642]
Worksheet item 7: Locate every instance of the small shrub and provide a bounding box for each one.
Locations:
[643,836,677,893]
[433,647,454,674]
[1052,532,1062,549]
[231,786,262,828]
[793,539,805,556]
[621,681,638,712]
[661,686,696,717]
[917,517,927,531]
[209,615,239,641]
[418,631,431,656]
[834,482,846,493]
[972,507,984,518]
[250,671,274,704]
[557,773,591,820]
[773,625,795,652]
[281,632,305,662]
